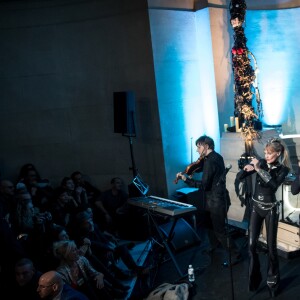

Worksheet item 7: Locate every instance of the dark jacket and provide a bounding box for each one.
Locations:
[185,151,229,212]
[240,160,289,203]
[60,283,90,300]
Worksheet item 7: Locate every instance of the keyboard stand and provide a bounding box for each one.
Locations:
[147,211,184,278]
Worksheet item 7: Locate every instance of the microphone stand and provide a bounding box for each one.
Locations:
[124,111,138,178]
[219,170,235,300]
[122,111,140,198]
[224,190,235,300]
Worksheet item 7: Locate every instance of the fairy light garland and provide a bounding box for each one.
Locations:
[229,0,263,141]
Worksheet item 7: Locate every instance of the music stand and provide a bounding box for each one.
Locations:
[132,174,149,197]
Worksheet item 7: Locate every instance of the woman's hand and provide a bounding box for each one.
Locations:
[83,238,91,246]
[243,158,259,172]
[94,273,104,289]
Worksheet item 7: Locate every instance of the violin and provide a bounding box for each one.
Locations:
[174,156,204,184]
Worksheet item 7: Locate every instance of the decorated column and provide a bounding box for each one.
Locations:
[229,0,263,142]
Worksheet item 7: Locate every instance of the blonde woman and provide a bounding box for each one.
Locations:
[241,138,290,297]
[53,240,126,300]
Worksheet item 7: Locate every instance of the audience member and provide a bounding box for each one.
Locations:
[49,188,75,228]
[10,191,53,270]
[11,257,42,300]
[71,171,101,205]
[71,211,148,280]
[0,211,27,293]
[53,240,126,299]
[37,270,89,300]
[16,163,53,212]
[60,177,90,216]
[94,177,130,234]
[47,224,130,292]
[18,163,42,182]
[0,179,16,225]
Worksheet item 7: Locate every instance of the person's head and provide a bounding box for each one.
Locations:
[53,240,79,263]
[51,224,70,242]
[0,179,15,196]
[16,191,35,228]
[264,137,291,168]
[195,135,214,157]
[111,177,123,191]
[60,177,75,191]
[71,171,83,186]
[55,188,72,205]
[18,163,41,182]
[75,211,94,233]
[25,169,39,185]
[37,270,63,299]
[15,258,36,287]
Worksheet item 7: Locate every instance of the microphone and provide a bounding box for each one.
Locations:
[217,164,232,186]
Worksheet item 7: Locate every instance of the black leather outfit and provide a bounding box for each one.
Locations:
[185,151,240,260]
[241,160,289,293]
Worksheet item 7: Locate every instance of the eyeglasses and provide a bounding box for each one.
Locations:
[38,283,55,289]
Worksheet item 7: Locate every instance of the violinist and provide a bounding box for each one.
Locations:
[175,135,242,267]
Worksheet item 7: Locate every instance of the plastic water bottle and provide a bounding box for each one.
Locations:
[188,264,195,282]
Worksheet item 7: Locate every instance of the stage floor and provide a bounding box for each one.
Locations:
[126,223,300,300]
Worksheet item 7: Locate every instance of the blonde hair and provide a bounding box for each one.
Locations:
[52,240,77,260]
[265,137,291,169]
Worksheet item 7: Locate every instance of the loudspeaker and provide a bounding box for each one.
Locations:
[159,218,201,252]
[113,91,136,135]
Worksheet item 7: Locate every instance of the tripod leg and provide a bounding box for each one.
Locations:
[148,213,184,278]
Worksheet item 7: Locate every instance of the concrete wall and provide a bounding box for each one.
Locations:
[0,0,167,195]
[0,0,300,202]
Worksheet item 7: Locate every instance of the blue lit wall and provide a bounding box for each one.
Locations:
[245,8,300,131]
[148,8,219,194]
[148,6,300,196]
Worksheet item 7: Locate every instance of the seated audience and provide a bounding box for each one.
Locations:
[49,188,75,228]
[11,257,42,300]
[71,171,101,206]
[47,224,130,292]
[0,179,17,225]
[59,177,90,216]
[94,177,130,234]
[53,240,126,299]
[16,163,53,212]
[10,191,53,270]
[37,270,89,300]
[0,210,27,293]
[70,211,148,280]
[17,163,43,183]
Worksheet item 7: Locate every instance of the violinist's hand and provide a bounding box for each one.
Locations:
[176,172,187,182]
